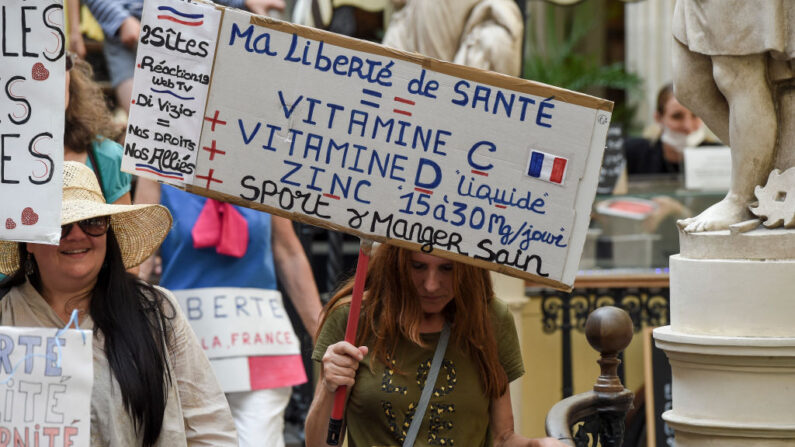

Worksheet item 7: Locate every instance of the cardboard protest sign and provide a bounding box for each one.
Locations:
[172,287,304,393]
[172,287,300,358]
[122,0,222,185]
[0,0,65,245]
[125,0,613,290]
[0,325,92,446]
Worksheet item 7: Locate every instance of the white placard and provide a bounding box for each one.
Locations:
[122,0,222,185]
[0,0,65,245]
[172,287,300,359]
[684,146,731,191]
[208,357,253,393]
[125,2,612,289]
[0,326,93,446]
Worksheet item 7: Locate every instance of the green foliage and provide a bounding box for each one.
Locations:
[523,4,642,129]
[524,5,641,91]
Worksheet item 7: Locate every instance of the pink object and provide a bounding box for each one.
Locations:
[608,201,655,215]
[21,207,38,225]
[191,199,249,258]
[32,62,49,81]
[248,355,307,390]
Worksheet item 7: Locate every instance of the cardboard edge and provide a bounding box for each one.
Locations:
[245,14,614,112]
[560,111,610,286]
[191,4,227,183]
[182,183,573,292]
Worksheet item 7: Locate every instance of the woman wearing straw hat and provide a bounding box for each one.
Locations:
[0,162,237,445]
[0,53,133,284]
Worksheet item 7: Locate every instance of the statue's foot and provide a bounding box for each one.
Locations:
[677,197,752,233]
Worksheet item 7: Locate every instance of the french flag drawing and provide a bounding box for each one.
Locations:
[526,149,568,185]
[157,6,204,26]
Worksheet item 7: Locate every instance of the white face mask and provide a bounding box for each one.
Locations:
[661,126,705,153]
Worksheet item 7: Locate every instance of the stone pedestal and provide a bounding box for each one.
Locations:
[653,228,795,445]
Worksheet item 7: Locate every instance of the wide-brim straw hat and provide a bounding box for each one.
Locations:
[0,161,173,275]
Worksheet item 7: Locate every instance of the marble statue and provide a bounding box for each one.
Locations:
[381,0,523,77]
[672,0,794,232]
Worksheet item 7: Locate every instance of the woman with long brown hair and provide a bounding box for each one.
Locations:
[305,244,565,446]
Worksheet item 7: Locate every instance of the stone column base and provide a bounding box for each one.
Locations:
[654,326,795,445]
[664,412,795,447]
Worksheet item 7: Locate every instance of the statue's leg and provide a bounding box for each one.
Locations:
[712,54,777,208]
[679,53,777,232]
[672,38,730,145]
[771,59,795,169]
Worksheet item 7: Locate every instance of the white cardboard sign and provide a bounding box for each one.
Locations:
[0,326,93,446]
[172,287,300,359]
[0,0,65,245]
[125,1,612,290]
[684,146,731,191]
[122,0,222,185]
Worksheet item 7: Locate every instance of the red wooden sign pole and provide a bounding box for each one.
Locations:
[327,239,373,445]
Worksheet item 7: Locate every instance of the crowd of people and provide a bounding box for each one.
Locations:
[0,160,565,446]
[2,0,710,446]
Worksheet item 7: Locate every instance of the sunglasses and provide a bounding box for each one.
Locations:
[61,216,110,239]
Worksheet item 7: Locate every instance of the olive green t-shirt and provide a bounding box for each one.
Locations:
[312,299,524,447]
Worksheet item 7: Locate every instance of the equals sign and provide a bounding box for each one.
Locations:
[393,96,415,117]
[156,118,170,127]
[361,88,382,108]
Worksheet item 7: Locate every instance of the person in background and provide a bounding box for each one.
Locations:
[624,83,710,175]
[305,245,566,447]
[66,0,86,59]
[65,52,131,205]
[0,161,237,445]
[82,0,286,117]
[135,179,323,447]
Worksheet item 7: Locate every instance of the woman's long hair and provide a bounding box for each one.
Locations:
[65,58,121,150]
[318,245,508,400]
[0,229,174,446]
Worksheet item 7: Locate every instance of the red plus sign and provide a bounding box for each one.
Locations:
[202,140,227,161]
[204,110,227,131]
[195,169,224,189]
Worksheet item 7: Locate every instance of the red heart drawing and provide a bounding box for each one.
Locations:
[5,218,16,230]
[21,207,39,225]
[32,62,49,81]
